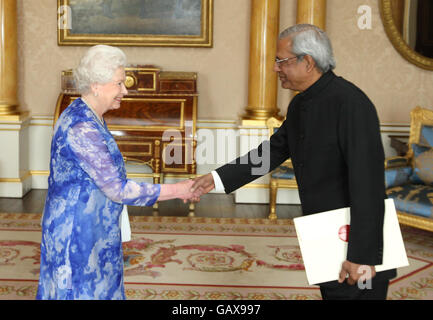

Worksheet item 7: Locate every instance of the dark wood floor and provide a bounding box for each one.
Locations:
[0,189,303,220]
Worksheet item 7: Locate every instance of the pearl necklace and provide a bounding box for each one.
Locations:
[81,97,105,126]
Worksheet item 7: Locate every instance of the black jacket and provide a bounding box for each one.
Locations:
[216,71,396,282]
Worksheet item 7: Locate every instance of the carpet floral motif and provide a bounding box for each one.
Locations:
[256,245,304,271]
[0,240,40,275]
[0,282,38,299]
[389,271,433,300]
[0,213,433,300]
[123,237,304,277]
[124,287,322,300]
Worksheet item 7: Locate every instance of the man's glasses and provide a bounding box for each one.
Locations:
[275,55,301,67]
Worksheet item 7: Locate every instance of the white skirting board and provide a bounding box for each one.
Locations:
[0,178,32,198]
[235,187,301,204]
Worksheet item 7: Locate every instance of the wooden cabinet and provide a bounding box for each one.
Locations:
[55,65,198,188]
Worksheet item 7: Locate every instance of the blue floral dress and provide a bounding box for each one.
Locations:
[36,98,160,300]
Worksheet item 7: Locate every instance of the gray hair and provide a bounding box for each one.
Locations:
[74,45,127,94]
[279,24,336,73]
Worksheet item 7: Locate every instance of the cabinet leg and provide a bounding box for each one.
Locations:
[152,208,159,217]
[188,203,195,217]
[268,179,278,220]
[152,202,159,216]
[153,173,162,213]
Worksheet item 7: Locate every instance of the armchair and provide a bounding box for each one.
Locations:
[385,106,433,232]
[266,117,298,220]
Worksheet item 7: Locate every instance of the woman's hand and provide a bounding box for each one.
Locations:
[175,179,202,202]
[158,180,202,202]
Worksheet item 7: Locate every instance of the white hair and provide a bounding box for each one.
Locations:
[279,24,336,73]
[74,45,127,94]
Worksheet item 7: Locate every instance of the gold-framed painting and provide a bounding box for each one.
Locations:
[57,0,213,47]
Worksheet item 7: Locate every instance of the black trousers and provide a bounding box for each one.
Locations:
[319,278,389,300]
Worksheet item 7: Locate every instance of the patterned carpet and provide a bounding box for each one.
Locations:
[0,213,432,300]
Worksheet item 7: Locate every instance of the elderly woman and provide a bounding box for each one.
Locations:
[36,45,199,300]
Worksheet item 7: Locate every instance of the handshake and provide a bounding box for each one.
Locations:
[158,173,216,203]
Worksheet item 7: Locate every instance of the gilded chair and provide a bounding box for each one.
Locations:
[385,106,433,232]
[266,117,298,220]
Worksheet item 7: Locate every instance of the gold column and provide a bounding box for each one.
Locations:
[242,0,281,125]
[0,0,24,120]
[296,0,327,29]
[288,0,326,100]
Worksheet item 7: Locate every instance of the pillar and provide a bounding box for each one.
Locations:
[296,0,327,30]
[0,0,19,118]
[241,0,281,125]
[0,0,31,197]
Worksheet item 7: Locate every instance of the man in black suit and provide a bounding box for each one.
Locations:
[191,24,396,300]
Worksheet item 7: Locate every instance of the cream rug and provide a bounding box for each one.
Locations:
[0,213,432,300]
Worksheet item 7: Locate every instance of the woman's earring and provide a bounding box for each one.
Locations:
[94,92,98,97]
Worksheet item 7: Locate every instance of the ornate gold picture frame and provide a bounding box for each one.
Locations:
[379,0,433,71]
[57,0,213,47]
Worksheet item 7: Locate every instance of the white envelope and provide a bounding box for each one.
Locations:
[293,198,409,285]
[119,205,131,243]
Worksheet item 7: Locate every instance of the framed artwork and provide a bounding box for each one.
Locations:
[57,0,213,47]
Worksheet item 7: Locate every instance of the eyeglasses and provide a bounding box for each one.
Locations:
[275,55,301,67]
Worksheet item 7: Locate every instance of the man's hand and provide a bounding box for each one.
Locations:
[190,173,215,197]
[338,260,376,285]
